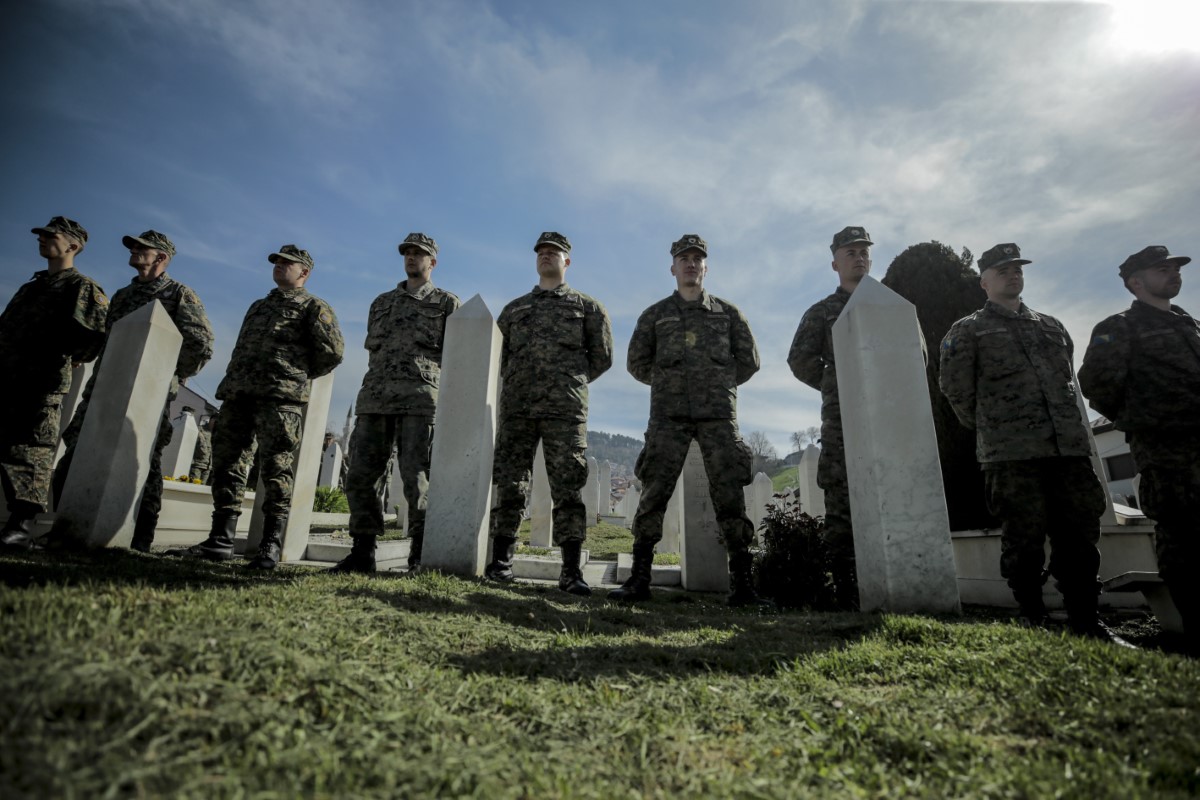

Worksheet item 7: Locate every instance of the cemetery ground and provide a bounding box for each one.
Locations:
[2,546,1198,799]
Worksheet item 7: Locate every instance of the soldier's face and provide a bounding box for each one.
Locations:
[273,259,310,289]
[1132,263,1183,301]
[536,245,569,278]
[128,246,168,281]
[37,231,77,260]
[671,250,707,288]
[832,245,871,289]
[403,250,436,282]
[981,263,1024,301]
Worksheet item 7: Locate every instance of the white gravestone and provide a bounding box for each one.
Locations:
[318,440,343,489]
[599,461,612,513]
[832,277,960,614]
[583,456,599,523]
[1073,368,1117,527]
[51,301,182,548]
[54,361,93,467]
[529,440,553,547]
[423,296,502,576]
[623,485,641,529]
[161,411,199,480]
[747,471,773,543]
[679,440,730,593]
[388,458,408,534]
[798,444,825,518]
[245,371,335,562]
[659,472,684,554]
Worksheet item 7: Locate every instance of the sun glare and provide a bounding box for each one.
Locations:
[1106,0,1200,54]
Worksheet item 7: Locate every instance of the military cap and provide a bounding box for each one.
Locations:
[398,232,438,257]
[31,216,88,244]
[534,231,571,253]
[1118,245,1191,279]
[268,244,315,270]
[830,226,872,253]
[670,233,707,257]
[122,229,176,257]
[978,243,1031,272]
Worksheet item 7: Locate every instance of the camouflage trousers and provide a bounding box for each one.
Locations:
[816,420,855,573]
[490,416,588,545]
[57,383,177,519]
[346,413,433,540]
[210,396,303,517]
[984,457,1105,595]
[0,394,63,515]
[631,418,755,552]
[1130,432,1200,590]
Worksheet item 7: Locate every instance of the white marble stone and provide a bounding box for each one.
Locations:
[529,440,553,547]
[161,410,199,480]
[51,301,182,548]
[422,296,501,576]
[798,444,825,518]
[245,371,335,562]
[54,361,93,467]
[623,485,641,529]
[831,277,960,614]
[679,440,729,593]
[318,440,343,488]
[599,460,612,513]
[388,458,408,534]
[583,456,599,523]
[1072,367,1117,526]
[748,471,773,543]
[659,472,684,554]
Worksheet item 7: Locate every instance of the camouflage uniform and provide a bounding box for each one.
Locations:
[627,289,760,551]
[490,275,613,546]
[1078,245,1199,639]
[0,218,107,520]
[57,232,212,528]
[939,248,1104,604]
[189,425,212,483]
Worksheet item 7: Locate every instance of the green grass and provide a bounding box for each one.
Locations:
[771,465,799,493]
[1,549,1197,798]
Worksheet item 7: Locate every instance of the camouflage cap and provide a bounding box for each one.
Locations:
[31,216,88,244]
[398,232,438,257]
[978,243,1031,272]
[122,229,176,257]
[268,244,315,270]
[1118,245,1191,279]
[670,233,707,257]
[534,231,571,253]
[830,226,872,253]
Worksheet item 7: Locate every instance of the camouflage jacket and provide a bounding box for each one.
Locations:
[1078,300,1200,434]
[496,284,613,421]
[190,427,212,469]
[787,287,850,423]
[628,290,760,420]
[0,268,108,398]
[105,274,213,380]
[939,300,1090,464]
[355,281,461,415]
[216,288,345,403]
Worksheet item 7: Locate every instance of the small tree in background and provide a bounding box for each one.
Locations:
[745,430,779,475]
[881,241,996,530]
[790,426,820,453]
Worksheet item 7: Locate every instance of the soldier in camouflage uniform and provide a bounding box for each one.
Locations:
[53,230,213,552]
[611,234,764,606]
[483,232,613,596]
[1079,246,1199,650]
[0,217,108,549]
[940,243,1129,645]
[169,245,344,569]
[189,413,213,484]
[787,226,873,609]
[330,232,460,574]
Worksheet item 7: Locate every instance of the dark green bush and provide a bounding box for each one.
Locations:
[312,486,349,513]
[755,497,834,609]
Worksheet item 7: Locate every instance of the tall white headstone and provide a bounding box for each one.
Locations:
[599,461,612,513]
[1073,369,1117,526]
[583,456,599,523]
[318,440,343,488]
[529,440,553,547]
[679,441,729,592]
[798,444,825,517]
[54,361,93,467]
[748,471,773,542]
[51,302,182,548]
[423,296,502,576]
[831,277,960,613]
[623,485,641,529]
[161,410,199,480]
[659,472,684,554]
[388,458,408,534]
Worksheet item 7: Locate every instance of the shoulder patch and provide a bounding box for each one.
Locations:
[941,336,955,351]
[1091,333,1114,345]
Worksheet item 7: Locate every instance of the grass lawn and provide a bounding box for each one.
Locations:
[771,466,799,494]
[2,549,1197,798]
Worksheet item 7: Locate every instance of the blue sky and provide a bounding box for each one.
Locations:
[2,0,1197,456]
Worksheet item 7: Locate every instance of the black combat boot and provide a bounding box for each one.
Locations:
[558,540,591,596]
[328,534,377,574]
[1063,590,1136,648]
[0,508,37,550]
[406,531,424,574]
[609,541,654,602]
[727,548,770,608]
[1012,584,1048,628]
[247,515,285,570]
[484,535,517,582]
[167,510,239,561]
[130,506,159,553]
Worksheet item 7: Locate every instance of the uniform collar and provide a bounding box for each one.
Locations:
[400,280,436,300]
[983,299,1035,320]
[532,283,571,297]
[129,273,170,291]
[672,289,713,310]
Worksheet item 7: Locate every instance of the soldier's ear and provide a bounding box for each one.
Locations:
[564,256,571,268]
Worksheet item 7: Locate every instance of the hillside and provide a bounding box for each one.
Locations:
[586,430,642,477]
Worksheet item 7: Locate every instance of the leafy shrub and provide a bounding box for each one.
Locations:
[755,496,834,609]
[313,486,350,513]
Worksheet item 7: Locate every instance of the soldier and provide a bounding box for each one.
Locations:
[0,217,107,549]
[189,412,214,484]
[169,245,344,569]
[1078,246,1199,650]
[612,234,763,605]
[330,232,460,574]
[787,225,873,608]
[939,243,1129,645]
[53,230,213,551]
[483,232,613,595]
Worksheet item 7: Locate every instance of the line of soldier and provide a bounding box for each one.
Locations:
[1,218,1195,648]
